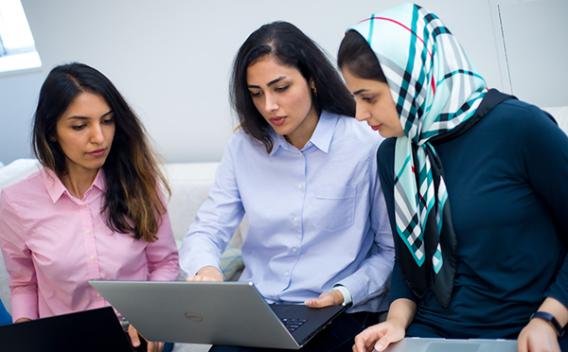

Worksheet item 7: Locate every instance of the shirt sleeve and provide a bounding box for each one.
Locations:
[0,191,39,321]
[146,207,180,281]
[336,144,395,307]
[179,139,245,277]
[520,108,568,308]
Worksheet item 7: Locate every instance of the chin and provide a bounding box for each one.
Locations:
[272,126,290,136]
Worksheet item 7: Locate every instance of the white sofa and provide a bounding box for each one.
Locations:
[0,159,244,352]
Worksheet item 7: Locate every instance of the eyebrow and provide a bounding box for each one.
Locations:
[67,110,113,121]
[353,89,369,96]
[247,76,286,89]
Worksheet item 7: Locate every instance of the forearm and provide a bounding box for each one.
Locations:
[179,232,224,276]
[336,234,394,306]
[537,297,568,329]
[147,253,180,281]
[386,298,417,330]
[11,288,39,321]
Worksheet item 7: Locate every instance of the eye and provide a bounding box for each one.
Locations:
[249,90,262,98]
[71,124,86,131]
[361,95,376,104]
[274,85,289,93]
[102,116,114,125]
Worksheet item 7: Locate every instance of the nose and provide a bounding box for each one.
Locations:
[264,93,279,112]
[90,124,105,144]
[354,103,370,121]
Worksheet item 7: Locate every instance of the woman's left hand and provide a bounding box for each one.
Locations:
[517,318,560,352]
[304,289,344,308]
[127,324,165,352]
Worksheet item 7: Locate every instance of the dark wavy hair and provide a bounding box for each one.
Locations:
[230,21,355,153]
[337,30,387,83]
[32,62,170,242]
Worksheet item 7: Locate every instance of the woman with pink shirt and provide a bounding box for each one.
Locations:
[0,63,179,352]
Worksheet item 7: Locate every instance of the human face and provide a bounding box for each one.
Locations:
[246,55,318,149]
[341,67,404,138]
[54,91,115,179]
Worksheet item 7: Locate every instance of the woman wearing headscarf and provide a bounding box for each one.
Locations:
[337,4,568,352]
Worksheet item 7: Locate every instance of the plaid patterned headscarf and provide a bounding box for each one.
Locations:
[351,3,488,306]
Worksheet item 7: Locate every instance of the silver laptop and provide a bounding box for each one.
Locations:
[89,280,345,349]
[383,337,517,352]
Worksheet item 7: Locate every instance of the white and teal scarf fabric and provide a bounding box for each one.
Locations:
[351,3,488,307]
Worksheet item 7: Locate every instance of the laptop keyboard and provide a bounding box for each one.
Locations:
[280,318,307,332]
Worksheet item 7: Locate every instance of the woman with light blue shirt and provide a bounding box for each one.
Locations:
[180,21,394,352]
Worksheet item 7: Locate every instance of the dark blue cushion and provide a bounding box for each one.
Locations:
[0,299,11,326]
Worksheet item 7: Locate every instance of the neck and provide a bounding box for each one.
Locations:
[285,108,319,149]
[61,166,99,199]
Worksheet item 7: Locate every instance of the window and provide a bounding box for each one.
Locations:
[0,0,41,73]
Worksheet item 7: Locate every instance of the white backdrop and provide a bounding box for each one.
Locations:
[0,0,564,164]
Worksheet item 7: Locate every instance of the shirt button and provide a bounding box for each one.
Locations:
[297,184,304,190]
[284,271,290,276]
[291,247,298,253]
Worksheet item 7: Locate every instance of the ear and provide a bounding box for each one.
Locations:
[309,80,317,95]
[309,79,316,90]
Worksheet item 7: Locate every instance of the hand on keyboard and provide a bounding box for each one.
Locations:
[304,289,344,308]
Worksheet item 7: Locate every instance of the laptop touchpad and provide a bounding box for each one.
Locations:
[426,342,480,352]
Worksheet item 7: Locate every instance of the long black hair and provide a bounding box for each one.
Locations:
[230,21,355,153]
[337,30,387,83]
[33,62,169,242]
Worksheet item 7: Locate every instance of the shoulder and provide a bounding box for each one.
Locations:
[486,99,558,132]
[225,128,268,154]
[331,113,382,159]
[335,113,380,143]
[1,169,45,201]
[224,128,267,156]
[480,98,567,151]
[0,169,46,217]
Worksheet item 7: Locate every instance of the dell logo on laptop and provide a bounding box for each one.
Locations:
[184,312,204,322]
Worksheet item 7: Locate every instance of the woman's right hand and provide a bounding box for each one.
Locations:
[127,324,164,352]
[186,265,223,282]
[352,319,406,352]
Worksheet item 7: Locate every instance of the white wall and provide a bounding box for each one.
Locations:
[495,0,568,107]
[0,0,563,164]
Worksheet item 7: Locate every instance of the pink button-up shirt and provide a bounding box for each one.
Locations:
[0,168,179,321]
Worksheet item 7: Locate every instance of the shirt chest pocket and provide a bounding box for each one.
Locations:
[309,185,356,232]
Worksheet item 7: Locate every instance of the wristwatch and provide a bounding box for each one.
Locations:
[530,311,565,336]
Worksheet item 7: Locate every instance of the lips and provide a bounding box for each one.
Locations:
[269,116,286,127]
[370,124,382,131]
[87,148,107,157]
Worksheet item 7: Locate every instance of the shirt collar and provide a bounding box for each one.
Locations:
[309,110,337,153]
[269,110,338,156]
[42,167,106,203]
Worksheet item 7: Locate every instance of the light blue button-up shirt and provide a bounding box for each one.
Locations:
[180,111,394,312]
